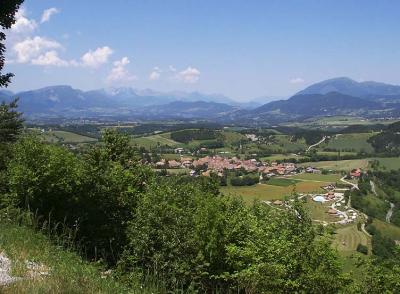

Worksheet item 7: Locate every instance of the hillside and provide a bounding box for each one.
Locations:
[0,222,152,293]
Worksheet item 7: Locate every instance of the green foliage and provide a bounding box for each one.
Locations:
[170,129,217,143]
[356,243,368,255]
[121,184,349,292]
[230,174,259,186]
[0,98,23,143]
[5,133,152,263]
[0,0,24,87]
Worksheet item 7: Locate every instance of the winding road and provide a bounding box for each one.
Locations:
[306,136,327,152]
[340,176,359,190]
[386,202,395,223]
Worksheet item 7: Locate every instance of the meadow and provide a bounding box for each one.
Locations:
[40,130,97,144]
[321,133,375,153]
[299,159,369,171]
[221,181,327,204]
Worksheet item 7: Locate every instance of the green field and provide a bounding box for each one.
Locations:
[371,219,400,240]
[221,181,327,204]
[303,198,339,223]
[266,178,301,186]
[291,173,341,182]
[41,130,97,144]
[261,153,305,161]
[369,157,400,171]
[299,159,369,171]
[131,134,179,148]
[322,133,375,153]
[332,224,370,253]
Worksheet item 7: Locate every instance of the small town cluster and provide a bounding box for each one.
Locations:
[154,155,299,177]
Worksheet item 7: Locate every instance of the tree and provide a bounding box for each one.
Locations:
[0,98,23,143]
[1,0,24,88]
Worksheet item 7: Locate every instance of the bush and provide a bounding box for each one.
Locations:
[356,243,368,255]
[230,174,259,186]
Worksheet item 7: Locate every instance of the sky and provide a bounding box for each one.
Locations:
[3,0,400,101]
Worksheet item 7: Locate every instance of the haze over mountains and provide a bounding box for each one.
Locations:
[2,77,400,122]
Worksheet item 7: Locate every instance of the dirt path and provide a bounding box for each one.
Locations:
[306,136,326,152]
[340,176,359,190]
[370,180,377,196]
[386,202,395,223]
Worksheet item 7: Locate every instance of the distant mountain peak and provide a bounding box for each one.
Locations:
[297,77,400,98]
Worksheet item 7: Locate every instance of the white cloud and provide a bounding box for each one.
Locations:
[11,7,37,34]
[13,36,62,63]
[149,67,161,81]
[168,65,177,72]
[177,66,200,83]
[81,46,113,68]
[290,77,305,84]
[31,50,69,67]
[41,8,60,23]
[107,57,136,83]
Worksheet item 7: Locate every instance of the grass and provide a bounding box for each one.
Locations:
[299,159,369,171]
[291,173,342,182]
[266,178,301,186]
[131,134,179,148]
[303,198,339,223]
[371,218,400,240]
[0,221,170,294]
[332,224,371,253]
[221,181,327,204]
[369,157,400,171]
[41,131,97,144]
[322,133,375,153]
[0,223,131,293]
[261,154,306,161]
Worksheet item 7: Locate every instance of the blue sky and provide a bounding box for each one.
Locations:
[4,0,400,101]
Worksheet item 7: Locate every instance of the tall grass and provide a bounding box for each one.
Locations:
[0,207,167,293]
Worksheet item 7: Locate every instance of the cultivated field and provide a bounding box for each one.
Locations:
[321,133,375,153]
[299,159,369,171]
[131,134,179,148]
[41,130,97,144]
[221,181,327,204]
[332,224,370,252]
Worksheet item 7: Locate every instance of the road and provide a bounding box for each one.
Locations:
[370,180,377,196]
[306,136,327,152]
[386,202,395,223]
[340,176,359,190]
[371,180,394,223]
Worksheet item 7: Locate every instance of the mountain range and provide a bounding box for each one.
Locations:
[2,77,400,123]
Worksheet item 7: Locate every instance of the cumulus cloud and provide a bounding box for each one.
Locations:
[13,36,62,63]
[149,67,161,81]
[290,77,305,84]
[11,7,37,34]
[41,8,60,23]
[81,46,113,68]
[31,50,69,67]
[177,66,200,83]
[107,57,136,83]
